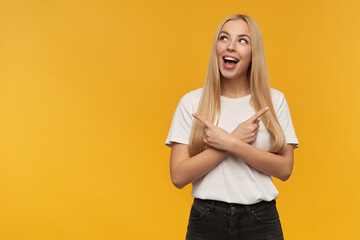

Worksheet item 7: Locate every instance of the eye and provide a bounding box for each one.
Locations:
[239,38,248,44]
[219,35,227,41]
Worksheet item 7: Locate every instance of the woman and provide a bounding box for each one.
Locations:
[165,14,299,240]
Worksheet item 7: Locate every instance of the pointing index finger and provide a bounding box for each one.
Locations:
[192,113,212,128]
[247,107,269,123]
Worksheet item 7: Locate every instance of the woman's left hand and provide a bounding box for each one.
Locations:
[192,113,235,151]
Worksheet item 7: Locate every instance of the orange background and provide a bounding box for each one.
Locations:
[0,0,359,239]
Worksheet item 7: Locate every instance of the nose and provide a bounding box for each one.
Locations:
[227,39,236,52]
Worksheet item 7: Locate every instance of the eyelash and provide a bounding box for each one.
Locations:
[219,36,248,44]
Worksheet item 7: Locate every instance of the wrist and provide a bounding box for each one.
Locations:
[226,135,241,153]
[205,143,229,155]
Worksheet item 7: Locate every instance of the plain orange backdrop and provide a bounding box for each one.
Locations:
[0,0,359,239]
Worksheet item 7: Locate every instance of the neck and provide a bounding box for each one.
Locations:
[220,75,250,98]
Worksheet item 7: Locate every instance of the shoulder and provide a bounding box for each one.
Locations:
[179,87,203,108]
[270,88,285,108]
[181,87,203,101]
[172,88,203,115]
[270,87,285,99]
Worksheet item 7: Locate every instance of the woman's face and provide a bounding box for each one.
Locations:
[216,19,252,81]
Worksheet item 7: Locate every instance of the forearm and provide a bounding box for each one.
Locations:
[227,137,292,181]
[172,148,228,189]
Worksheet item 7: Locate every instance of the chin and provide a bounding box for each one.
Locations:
[221,75,237,81]
[220,72,239,80]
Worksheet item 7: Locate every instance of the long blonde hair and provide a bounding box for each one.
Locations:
[189,14,286,157]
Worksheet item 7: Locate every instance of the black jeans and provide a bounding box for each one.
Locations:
[186,198,284,240]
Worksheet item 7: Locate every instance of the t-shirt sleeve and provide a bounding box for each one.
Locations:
[275,93,299,149]
[165,94,194,148]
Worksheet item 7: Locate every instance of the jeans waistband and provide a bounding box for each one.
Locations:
[193,198,276,215]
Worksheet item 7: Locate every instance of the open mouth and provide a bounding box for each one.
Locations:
[222,56,239,69]
[223,56,239,64]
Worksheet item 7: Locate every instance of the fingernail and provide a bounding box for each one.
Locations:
[265,107,269,110]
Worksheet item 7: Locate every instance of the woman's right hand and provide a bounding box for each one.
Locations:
[231,107,269,144]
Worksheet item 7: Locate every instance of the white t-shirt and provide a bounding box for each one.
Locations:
[165,87,299,204]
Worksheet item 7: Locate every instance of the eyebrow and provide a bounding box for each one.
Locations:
[219,31,251,40]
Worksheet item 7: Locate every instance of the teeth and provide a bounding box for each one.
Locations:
[224,57,238,62]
